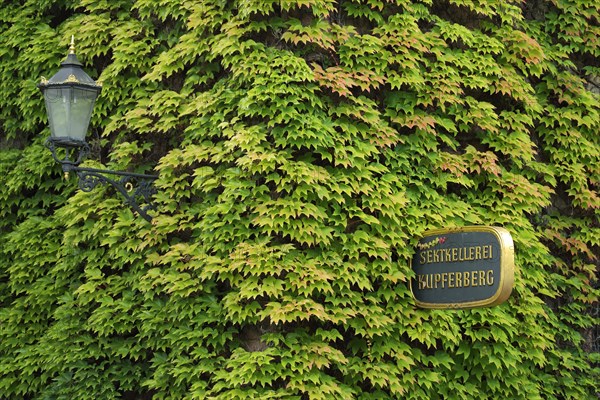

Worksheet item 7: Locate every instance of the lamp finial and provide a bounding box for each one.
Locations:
[69,35,75,54]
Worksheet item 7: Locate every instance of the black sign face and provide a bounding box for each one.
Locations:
[411,226,514,309]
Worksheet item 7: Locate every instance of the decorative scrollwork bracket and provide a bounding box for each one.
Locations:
[75,167,157,222]
[46,138,158,222]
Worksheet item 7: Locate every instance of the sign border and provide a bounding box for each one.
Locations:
[410,226,515,309]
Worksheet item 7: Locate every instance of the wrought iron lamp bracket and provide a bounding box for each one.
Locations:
[75,167,157,222]
[46,138,158,222]
[46,137,90,172]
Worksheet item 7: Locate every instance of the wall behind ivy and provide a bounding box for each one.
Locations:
[0,0,598,399]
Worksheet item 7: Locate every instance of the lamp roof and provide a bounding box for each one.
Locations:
[38,36,102,90]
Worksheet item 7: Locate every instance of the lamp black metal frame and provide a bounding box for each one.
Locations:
[46,138,158,222]
[39,37,158,222]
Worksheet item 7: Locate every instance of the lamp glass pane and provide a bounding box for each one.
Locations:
[43,86,98,143]
[43,87,70,140]
[69,87,97,142]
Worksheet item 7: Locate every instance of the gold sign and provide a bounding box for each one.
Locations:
[411,226,515,309]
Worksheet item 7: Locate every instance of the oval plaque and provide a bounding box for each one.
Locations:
[411,226,514,309]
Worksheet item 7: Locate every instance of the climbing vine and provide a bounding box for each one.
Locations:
[0,0,598,398]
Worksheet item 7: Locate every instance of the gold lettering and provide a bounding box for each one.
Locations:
[445,248,452,262]
[486,270,494,286]
[415,270,496,291]
[419,243,497,267]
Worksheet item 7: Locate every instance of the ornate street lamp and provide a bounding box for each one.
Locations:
[38,37,157,221]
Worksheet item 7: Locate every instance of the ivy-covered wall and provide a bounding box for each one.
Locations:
[0,0,598,398]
